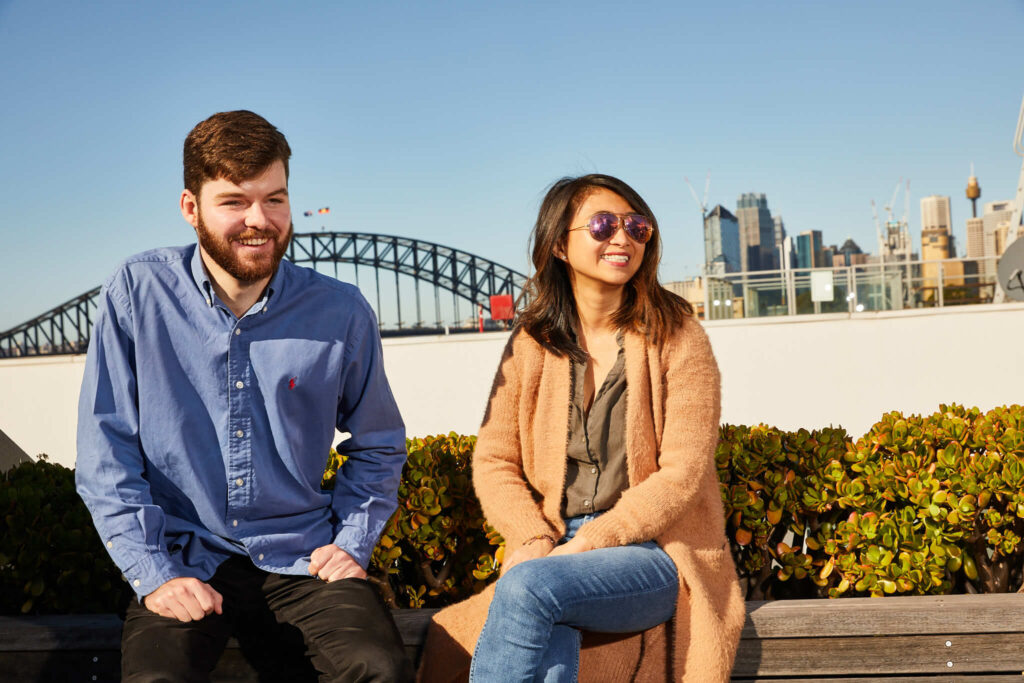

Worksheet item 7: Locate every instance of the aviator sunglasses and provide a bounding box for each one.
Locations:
[568,212,653,244]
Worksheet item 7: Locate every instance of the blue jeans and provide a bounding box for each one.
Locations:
[469,514,678,682]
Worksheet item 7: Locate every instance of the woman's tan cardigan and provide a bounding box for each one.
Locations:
[419,319,745,682]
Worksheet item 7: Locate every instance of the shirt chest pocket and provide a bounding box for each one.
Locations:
[249,339,344,431]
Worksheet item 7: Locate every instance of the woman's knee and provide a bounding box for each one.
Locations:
[492,561,559,615]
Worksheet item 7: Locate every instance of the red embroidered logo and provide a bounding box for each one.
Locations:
[288,377,297,390]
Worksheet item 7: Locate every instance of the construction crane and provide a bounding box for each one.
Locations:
[883,178,902,227]
[871,199,883,261]
[684,171,711,222]
[684,171,712,272]
[875,179,912,264]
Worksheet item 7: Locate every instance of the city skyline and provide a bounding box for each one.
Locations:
[2,1,1023,330]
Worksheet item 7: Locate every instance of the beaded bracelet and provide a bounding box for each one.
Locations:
[522,534,557,547]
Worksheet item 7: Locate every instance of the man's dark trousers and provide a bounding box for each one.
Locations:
[121,556,412,682]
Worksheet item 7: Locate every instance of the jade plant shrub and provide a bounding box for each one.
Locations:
[717,424,851,599]
[0,458,129,614]
[325,434,502,608]
[929,404,1024,593]
[806,404,1024,597]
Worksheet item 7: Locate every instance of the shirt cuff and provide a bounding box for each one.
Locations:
[123,551,183,601]
[332,526,373,569]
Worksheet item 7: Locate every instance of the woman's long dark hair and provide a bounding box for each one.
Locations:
[516,174,693,361]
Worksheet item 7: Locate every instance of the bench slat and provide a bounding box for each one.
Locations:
[734,632,1024,676]
[734,676,1024,682]
[743,593,1024,638]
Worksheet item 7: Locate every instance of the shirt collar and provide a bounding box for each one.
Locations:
[188,243,284,311]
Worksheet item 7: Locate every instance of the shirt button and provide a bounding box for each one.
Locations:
[235,478,244,487]
[133,579,140,587]
[583,500,591,508]
[235,381,244,389]
[234,328,241,336]
[236,430,244,438]
[106,541,113,549]
[205,298,212,306]
[590,467,597,474]
[258,553,265,561]
[232,520,239,527]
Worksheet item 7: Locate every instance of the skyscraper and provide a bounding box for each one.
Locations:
[736,193,776,271]
[838,239,867,266]
[703,205,741,274]
[920,195,962,287]
[983,200,1014,258]
[795,230,823,269]
[921,195,953,234]
[773,216,786,250]
[780,235,796,270]
[966,217,985,259]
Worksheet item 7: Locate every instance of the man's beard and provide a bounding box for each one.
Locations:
[196,213,292,283]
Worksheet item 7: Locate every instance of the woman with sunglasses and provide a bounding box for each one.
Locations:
[420,174,743,682]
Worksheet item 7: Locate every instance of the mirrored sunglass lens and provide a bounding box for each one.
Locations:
[588,213,618,241]
[624,215,652,242]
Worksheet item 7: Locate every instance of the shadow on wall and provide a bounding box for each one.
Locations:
[0,428,30,473]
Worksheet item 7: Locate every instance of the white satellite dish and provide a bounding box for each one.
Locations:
[997,236,1024,302]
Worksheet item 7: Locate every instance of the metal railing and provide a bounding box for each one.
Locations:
[700,256,1003,320]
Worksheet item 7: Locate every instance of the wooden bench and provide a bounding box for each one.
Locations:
[0,610,435,682]
[2,594,1023,681]
[734,593,1024,681]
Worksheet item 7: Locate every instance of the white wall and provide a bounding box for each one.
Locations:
[710,304,1024,434]
[3,303,1022,468]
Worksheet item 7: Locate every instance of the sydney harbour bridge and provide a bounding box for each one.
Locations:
[0,232,528,358]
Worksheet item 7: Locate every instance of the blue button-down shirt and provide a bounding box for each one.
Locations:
[75,245,406,600]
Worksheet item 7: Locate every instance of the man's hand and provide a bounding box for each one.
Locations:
[546,534,594,558]
[502,538,555,573]
[144,577,224,622]
[309,544,367,582]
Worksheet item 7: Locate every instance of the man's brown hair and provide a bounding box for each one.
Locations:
[183,110,291,196]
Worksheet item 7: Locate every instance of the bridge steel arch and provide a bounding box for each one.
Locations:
[287,232,526,329]
[0,233,527,358]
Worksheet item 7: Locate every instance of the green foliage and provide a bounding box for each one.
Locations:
[717,424,849,599]
[0,458,129,615]
[6,403,1023,615]
[324,433,502,608]
[719,404,1024,600]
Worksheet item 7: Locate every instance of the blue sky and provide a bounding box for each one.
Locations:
[1,0,1022,330]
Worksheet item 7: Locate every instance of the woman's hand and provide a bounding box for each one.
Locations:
[502,538,556,572]
[546,534,594,558]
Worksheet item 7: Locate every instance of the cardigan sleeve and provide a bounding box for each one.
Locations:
[576,320,722,548]
[472,332,562,550]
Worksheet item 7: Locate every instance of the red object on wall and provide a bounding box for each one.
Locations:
[489,294,514,321]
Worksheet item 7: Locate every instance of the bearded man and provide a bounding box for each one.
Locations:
[75,110,412,682]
